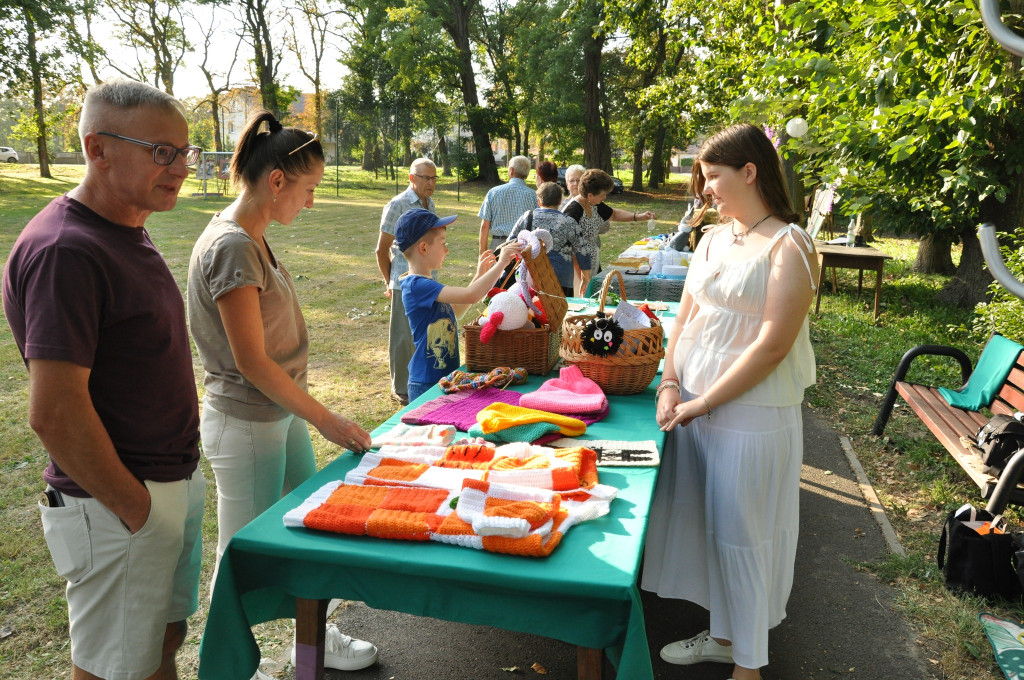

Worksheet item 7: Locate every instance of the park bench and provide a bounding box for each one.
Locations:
[872,334,1024,514]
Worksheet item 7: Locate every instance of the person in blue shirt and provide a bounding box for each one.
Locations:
[477,155,537,254]
[397,209,522,402]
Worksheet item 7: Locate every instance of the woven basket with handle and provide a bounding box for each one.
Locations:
[559,270,665,395]
[463,245,568,376]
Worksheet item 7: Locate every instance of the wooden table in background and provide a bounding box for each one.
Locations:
[814,243,892,322]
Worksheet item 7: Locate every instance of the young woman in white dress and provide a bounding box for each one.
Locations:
[643,123,818,680]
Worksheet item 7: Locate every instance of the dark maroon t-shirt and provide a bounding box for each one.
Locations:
[2,195,200,497]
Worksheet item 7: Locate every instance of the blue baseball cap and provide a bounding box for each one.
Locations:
[395,209,458,251]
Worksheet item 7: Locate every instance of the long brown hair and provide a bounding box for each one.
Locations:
[229,109,323,191]
[689,123,798,227]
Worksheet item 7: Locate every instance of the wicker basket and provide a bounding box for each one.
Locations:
[463,245,568,376]
[560,270,665,395]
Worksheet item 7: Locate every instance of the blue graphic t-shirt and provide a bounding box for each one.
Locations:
[401,274,460,386]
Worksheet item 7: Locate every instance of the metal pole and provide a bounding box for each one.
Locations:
[335,99,340,197]
[457,107,462,202]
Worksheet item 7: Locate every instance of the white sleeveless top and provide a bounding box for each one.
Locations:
[673,222,817,407]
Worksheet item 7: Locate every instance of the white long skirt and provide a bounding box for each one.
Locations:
[641,391,803,669]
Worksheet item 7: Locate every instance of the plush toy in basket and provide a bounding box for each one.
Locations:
[463,230,567,376]
[560,270,665,395]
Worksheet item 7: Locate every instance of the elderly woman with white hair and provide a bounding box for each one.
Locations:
[561,165,657,286]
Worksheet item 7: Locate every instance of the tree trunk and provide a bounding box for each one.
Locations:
[937,230,991,308]
[210,97,223,152]
[779,133,804,225]
[361,137,374,171]
[648,123,666,189]
[582,9,611,173]
[245,0,279,117]
[631,137,645,191]
[522,119,530,160]
[859,212,874,243]
[24,10,51,179]
[438,131,452,176]
[440,0,498,183]
[913,233,955,274]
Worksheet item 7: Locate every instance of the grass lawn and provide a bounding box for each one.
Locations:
[0,162,1019,680]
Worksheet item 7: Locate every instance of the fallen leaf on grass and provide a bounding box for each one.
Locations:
[531,662,548,674]
[0,626,12,639]
[501,666,521,673]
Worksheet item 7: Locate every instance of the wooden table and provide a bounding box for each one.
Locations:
[814,243,892,321]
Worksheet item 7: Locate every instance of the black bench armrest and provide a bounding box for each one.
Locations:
[871,344,973,436]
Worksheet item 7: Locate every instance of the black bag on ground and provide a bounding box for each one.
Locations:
[937,505,1021,600]
[976,414,1024,475]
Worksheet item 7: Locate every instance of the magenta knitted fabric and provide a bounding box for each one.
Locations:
[401,387,523,431]
[519,366,608,414]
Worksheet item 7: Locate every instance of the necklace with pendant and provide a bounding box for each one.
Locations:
[729,214,772,245]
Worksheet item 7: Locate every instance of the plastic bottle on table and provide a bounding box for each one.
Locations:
[846,218,856,247]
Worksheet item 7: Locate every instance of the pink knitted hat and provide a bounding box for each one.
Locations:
[519,365,607,414]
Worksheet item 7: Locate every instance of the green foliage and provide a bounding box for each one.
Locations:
[973,228,1024,343]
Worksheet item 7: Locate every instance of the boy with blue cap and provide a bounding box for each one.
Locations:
[396,208,522,402]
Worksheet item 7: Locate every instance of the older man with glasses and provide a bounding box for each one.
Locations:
[375,157,441,406]
[2,79,206,680]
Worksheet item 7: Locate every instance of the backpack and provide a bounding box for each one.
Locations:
[976,414,1024,475]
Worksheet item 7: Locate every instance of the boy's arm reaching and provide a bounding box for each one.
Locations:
[438,243,523,316]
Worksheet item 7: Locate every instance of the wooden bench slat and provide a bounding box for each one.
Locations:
[895,382,1006,495]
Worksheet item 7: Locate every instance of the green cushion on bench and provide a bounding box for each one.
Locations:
[939,334,1024,410]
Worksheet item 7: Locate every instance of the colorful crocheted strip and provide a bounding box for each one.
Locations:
[283,444,616,558]
[370,424,457,450]
[438,367,529,394]
[468,420,560,444]
[343,443,607,494]
[400,387,523,431]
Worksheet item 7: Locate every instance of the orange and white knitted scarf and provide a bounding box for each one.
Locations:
[283,443,616,557]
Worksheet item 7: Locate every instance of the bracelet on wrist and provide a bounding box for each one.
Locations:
[701,395,713,419]
[656,380,680,400]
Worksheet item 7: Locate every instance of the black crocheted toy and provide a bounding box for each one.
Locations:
[581,312,624,356]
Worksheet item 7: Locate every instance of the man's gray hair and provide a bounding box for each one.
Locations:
[508,155,530,179]
[78,80,186,145]
[410,157,436,174]
[536,181,563,208]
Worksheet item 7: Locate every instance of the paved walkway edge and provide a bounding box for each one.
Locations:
[839,434,906,557]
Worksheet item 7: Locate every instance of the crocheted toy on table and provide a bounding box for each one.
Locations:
[282,442,615,557]
[438,367,528,394]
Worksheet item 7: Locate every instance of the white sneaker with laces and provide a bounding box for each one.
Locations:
[660,629,734,665]
[290,623,379,671]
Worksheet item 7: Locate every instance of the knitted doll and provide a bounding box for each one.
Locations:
[478,291,532,343]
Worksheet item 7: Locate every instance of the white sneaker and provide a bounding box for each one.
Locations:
[660,629,734,665]
[290,623,379,671]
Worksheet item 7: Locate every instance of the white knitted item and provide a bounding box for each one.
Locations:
[371,424,456,449]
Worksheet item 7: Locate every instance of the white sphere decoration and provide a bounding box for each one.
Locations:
[488,292,529,330]
[786,117,809,138]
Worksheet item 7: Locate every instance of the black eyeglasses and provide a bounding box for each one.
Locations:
[97,131,202,166]
[414,174,438,182]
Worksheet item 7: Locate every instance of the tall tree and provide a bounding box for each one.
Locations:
[239,0,283,116]
[104,0,189,94]
[286,0,337,140]
[189,4,242,152]
[416,0,499,184]
[1,0,95,177]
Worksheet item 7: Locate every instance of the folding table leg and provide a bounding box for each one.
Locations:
[294,598,327,680]
[577,647,603,680]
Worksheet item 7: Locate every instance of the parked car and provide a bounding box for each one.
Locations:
[555,166,625,194]
[0,147,18,163]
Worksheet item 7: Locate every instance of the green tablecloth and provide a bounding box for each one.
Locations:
[198,376,667,680]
